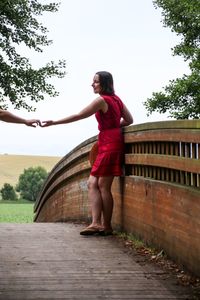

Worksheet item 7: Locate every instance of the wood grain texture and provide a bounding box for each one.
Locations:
[0,223,194,300]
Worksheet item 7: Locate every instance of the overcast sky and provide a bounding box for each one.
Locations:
[0,0,189,157]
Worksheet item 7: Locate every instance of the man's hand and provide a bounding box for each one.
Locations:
[25,119,42,127]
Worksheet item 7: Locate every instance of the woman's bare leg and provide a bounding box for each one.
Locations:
[87,175,103,228]
[98,176,114,231]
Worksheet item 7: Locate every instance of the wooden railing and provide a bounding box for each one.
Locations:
[34,120,200,276]
[124,120,200,187]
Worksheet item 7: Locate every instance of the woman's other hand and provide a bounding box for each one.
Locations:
[40,120,54,127]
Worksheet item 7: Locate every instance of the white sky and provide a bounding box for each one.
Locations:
[0,0,189,157]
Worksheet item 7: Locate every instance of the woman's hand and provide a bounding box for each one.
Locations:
[40,120,54,127]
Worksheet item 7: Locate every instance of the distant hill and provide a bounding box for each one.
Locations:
[0,154,62,188]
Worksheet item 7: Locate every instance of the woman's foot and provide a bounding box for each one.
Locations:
[99,227,113,236]
[80,225,101,236]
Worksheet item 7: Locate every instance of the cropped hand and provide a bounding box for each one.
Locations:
[40,120,54,127]
[25,119,42,127]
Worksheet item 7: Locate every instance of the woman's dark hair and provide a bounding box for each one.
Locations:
[96,71,115,95]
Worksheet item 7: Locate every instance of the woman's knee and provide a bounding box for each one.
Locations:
[87,176,98,190]
[98,177,114,192]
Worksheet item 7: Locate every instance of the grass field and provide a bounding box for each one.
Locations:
[0,154,61,222]
[0,154,61,188]
[0,200,34,223]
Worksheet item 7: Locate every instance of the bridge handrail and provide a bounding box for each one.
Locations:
[123,120,200,188]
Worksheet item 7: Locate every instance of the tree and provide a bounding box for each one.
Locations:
[144,0,200,119]
[0,183,18,201]
[16,166,48,201]
[0,0,66,111]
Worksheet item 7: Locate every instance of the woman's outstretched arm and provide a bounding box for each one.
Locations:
[40,97,107,127]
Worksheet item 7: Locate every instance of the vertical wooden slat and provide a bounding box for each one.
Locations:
[166,143,169,155]
[157,143,161,155]
[175,143,179,156]
[179,142,182,157]
[161,142,165,154]
[153,142,156,154]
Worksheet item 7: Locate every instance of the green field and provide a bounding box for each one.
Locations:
[0,154,62,223]
[0,154,62,188]
[0,200,34,223]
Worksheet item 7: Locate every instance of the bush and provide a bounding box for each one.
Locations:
[0,183,18,201]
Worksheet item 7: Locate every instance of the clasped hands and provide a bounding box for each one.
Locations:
[26,119,54,128]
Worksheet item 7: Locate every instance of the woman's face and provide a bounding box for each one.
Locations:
[92,74,101,94]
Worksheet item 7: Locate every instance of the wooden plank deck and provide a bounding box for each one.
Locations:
[0,223,195,299]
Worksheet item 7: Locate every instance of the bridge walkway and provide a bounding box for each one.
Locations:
[0,223,197,300]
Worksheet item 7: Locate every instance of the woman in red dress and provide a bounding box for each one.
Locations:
[41,71,133,235]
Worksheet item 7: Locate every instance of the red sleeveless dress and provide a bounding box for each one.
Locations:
[91,94,124,177]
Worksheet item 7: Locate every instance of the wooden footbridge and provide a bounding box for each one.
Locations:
[0,223,198,299]
[0,120,200,299]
